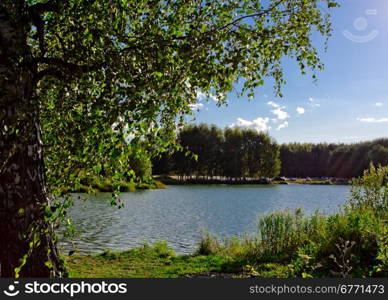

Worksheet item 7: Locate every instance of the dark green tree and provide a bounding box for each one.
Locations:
[279,139,388,178]
[223,128,245,179]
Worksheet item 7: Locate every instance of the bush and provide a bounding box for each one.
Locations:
[374,226,388,276]
[348,164,387,212]
[196,232,222,256]
[292,165,388,277]
[309,208,385,277]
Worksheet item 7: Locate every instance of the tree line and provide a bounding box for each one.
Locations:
[153,124,280,179]
[153,124,388,179]
[280,139,388,178]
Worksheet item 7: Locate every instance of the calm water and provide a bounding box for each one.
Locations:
[59,184,350,255]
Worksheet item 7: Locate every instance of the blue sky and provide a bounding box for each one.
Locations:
[189,0,388,144]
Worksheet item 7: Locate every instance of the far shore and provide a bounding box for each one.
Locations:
[154,175,350,186]
[63,175,349,195]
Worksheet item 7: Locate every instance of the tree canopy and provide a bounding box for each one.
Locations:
[27,0,338,193]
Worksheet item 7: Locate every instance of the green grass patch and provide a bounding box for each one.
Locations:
[66,242,229,278]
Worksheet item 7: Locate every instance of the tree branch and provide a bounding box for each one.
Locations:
[28,0,60,15]
[39,56,106,71]
[217,0,287,32]
[27,1,61,57]
[34,57,107,83]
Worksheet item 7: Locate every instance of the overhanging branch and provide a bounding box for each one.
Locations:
[34,57,107,83]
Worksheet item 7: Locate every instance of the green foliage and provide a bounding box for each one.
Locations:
[280,139,388,178]
[196,232,222,256]
[152,241,176,258]
[2,0,339,276]
[257,209,326,261]
[25,0,337,196]
[374,226,388,276]
[154,124,280,179]
[128,151,152,182]
[155,127,388,180]
[349,164,388,212]
[243,263,293,278]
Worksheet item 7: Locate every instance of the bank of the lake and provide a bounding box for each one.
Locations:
[66,244,231,278]
[66,204,387,278]
[66,243,288,278]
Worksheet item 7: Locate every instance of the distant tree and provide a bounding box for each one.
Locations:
[258,135,281,178]
[152,152,174,175]
[170,125,281,179]
[240,130,280,178]
[205,125,224,178]
[128,150,152,181]
[223,128,245,179]
[368,145,388,167]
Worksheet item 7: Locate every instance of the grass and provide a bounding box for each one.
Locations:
[66,242,307,278]
[66,242,229,278]
[73,177,165,193]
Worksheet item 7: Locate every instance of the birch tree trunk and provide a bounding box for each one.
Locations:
[0,1,64,277]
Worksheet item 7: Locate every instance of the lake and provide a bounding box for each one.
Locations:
[59,184,350,255]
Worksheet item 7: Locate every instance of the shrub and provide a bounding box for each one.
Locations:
[348,164,387,212]
[196,232,221,255]
[374,226,388,277]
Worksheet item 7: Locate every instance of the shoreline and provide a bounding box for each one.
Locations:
[154,176,350,186]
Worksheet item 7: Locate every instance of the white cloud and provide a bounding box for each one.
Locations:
[267,101,280,108]
[196,91,221,102]
[296,107,305,114]
[276,121,289,130]
[188,103,204,110]
[267,101,290,120]
[308,97,321,107]
[271,107,290,120]
[230,117,270,133]
[375,102,383,107]
[357,117,388,123]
